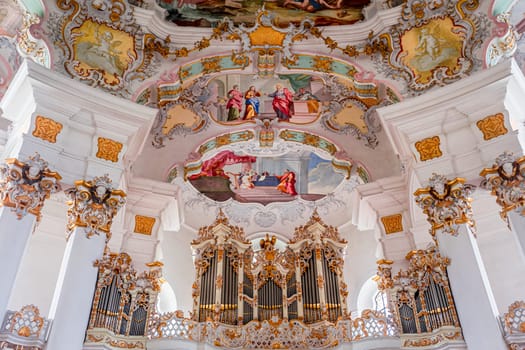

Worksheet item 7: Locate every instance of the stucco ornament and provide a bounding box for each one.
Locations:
[480,151,525,221]
[65,174,126,241]
[320,74,384,148]
[0,153,62,220]
[414,173,475,240]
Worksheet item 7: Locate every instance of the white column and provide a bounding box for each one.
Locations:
[0,208,35,321]
[0,154,61,321]
[436,225,507,349]
[45,228,106,350]
[413,175,507,349]
[507,211,525,262]
[45,175,125,350]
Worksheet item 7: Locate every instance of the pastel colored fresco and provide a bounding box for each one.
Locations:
[400,17,464,85]
[187,150,345,204]
[205,73,329,125]
[157,0,370,27]
[72,20,136,85]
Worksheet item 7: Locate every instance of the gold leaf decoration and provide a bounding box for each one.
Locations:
[32,115,63,143]
[476,113,508,141]
[134,215,156,235]
[96,137,123,163]
[380,214,403,234]
[414,136,442,161]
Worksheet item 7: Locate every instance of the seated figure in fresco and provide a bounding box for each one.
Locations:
[243,86,261,120]
[283,0,342,12]
[294,87,320,113]
[268,84,294,121]
[276,169,297,195]
[226,85,243,121]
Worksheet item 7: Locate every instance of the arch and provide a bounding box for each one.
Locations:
[157,280,178,313]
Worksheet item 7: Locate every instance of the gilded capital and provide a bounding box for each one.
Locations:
[414,173,475,239]
[65,174,126,241]
[480,151,525,221]
[0,153,61,220]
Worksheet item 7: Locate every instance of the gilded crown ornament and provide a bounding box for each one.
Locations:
[414,173,476,239]
[480,151,525,221]
[0,153,61,220]
[65,174,126,241]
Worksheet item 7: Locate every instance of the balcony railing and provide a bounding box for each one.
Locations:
[501,300,525,350]
[0,305,51,350]
[148,309,399,348]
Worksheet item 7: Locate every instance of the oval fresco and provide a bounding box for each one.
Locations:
[206,73,329,125]
[158,0,370,27]
[187,150,345,205]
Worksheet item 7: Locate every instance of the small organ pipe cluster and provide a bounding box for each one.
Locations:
[86,249,163,338]
[191,209,348,325]
[376,246,461,335]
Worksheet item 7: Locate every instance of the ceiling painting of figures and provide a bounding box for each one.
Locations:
[158,0,370,27]
[206,73,328,125]
[187,150,345,205]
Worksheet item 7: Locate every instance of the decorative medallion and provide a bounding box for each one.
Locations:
[380,214,403,234]
[50,0,152,93]
[0,153,61,220]
[371,0,488,91]
[96,137,123,163]
[134,215,156,235]
[70,19,137,87]
[32,116,63,143]
[65,174,126,241]
[480,151,525,221]
[414,136,442,161]
[414,173,475,239]
[476,113,508,141]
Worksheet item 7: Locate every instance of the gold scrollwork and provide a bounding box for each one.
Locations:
[32,115,63,143]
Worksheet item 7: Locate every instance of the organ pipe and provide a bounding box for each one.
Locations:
[191,210,348,327]
[87,251,162,340]
[376,247,461,335]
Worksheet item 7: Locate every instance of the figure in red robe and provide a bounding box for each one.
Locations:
[277,169,297,195]
[269,83,294,121]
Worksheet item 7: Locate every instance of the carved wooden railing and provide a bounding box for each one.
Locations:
[0,305,50,350]
[148,308,398,348]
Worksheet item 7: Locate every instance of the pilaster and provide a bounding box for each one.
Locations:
[46,175,126,350]
[0,154,61,321]
[414,174,507,350]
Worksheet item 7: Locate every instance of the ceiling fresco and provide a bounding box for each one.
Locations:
[186,150,346,205]
[157,0,371,27]
[0,0,523,190]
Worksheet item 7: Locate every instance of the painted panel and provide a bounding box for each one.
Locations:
[187,150,344,204]
[158,0,370,27]
[206,73,327,125]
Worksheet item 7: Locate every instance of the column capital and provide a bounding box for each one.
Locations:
[414,173,475,239]
[480,151,525,221]
[0,153,61,220]
[65,174,126,241]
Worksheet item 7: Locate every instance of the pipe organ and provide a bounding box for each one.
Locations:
[376,246,461,335]
[192,209,349,325]
[85,249,163,343]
